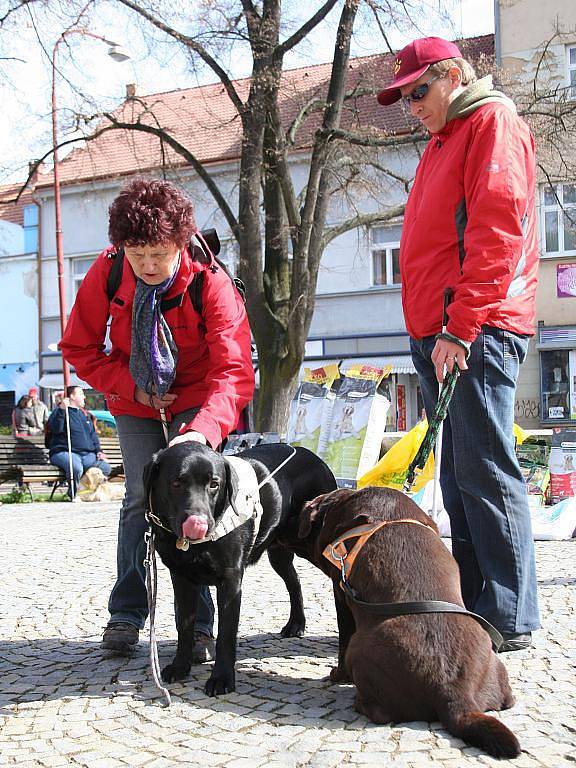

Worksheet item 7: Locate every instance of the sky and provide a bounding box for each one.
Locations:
[0,0,495,185]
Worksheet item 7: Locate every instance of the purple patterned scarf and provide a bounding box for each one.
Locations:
[129,257,180,398]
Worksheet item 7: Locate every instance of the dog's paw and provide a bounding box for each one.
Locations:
[280,619,305,638]
[204,671,235,697]
[161,660,191,683]
[329,665,351,684]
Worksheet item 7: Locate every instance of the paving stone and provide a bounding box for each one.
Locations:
[0,503,575,768]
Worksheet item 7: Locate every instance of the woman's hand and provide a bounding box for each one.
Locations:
[134,386,178,410]
[169,430,207,448]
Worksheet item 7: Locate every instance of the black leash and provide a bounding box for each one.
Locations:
[341,579,503,652]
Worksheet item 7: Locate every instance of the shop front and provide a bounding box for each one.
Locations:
[537,324,576,424]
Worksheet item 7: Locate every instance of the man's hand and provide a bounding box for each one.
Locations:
[134,386,177,410]
[431,338,469,382]
[97,451,107,461]
[168,430,207,448]
[59,397,71,409]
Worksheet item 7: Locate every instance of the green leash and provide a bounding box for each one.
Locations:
[402,365,460,494]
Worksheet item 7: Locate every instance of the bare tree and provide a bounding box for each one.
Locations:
[9,1,493,430]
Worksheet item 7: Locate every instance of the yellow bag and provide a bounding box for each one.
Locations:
[358,420,433,492]
[358,420,529,492]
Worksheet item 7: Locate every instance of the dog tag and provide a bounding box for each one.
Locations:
[176,537,190,551]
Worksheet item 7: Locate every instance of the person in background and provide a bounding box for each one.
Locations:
[377,37,540,652]
[59,177,254,658]
[12,395,39,436]
[28,387,50,433]
[47,385,111,501]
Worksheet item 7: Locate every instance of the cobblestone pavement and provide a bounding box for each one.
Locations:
[0,501,575,768]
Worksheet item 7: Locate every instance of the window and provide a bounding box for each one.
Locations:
[540,349,576,422]
[23,204,38,253]
[218,238,239,276]
[541,184,576,256]
[567,45,576,100]
[73,256,96,296]
[370,225,402,286]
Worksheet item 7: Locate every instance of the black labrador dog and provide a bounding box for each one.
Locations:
[143,441,336,696]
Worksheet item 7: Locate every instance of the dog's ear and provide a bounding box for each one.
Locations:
[298,489,348,537]
[298,498,324,538]
[298,488,364,539]
[142,450,163,498]
[222,458,239,513]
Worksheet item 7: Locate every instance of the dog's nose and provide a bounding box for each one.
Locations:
[182,515,209,540]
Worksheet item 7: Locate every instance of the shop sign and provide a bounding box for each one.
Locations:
[557,263,576,298]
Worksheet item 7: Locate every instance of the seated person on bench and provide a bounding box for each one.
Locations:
[47,386,110,501]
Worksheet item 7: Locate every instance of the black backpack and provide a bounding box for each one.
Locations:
[106,229,245,315]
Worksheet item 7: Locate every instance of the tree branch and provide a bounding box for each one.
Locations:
[103,112,240,238]
[325,126,427,147]
[274,0,340,58]
[114,0,245,116]
[321,206,406,249]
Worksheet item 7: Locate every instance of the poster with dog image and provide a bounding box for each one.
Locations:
[285,364,340,456]
[325,364,391,487]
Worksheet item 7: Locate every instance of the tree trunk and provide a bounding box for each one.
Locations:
[257,357,299,433]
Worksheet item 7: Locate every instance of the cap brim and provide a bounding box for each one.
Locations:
[377,64,430,105]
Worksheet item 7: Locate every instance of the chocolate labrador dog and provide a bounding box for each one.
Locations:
[280,486,520,759]
[143,441,336,697]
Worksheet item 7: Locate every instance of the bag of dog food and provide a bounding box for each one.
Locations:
[285,364,340,456]
[324,364,391,488]
[358,418,434,492]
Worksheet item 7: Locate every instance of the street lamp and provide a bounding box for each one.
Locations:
[52,30,130,388]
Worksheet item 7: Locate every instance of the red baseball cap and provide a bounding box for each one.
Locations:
[377,37,462,105]
[28,387,38,397]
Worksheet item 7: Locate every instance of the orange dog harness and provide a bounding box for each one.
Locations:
[323,518,436,581]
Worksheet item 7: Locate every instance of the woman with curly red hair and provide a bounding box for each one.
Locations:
[60,177,254,657]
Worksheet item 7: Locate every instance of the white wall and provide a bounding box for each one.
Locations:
[0,254,38,363]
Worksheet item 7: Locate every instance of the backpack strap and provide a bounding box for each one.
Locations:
[106,248,125,303]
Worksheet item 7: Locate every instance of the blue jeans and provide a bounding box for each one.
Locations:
[109,409,214,635]
[410,326,540,634]
[50,451,111,498]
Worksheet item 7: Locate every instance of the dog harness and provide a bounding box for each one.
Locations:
[323,518,435,581]
[323,518,503,652]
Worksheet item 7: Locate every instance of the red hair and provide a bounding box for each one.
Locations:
[108,178,196,248]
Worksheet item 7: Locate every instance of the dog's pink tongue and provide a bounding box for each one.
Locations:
[182,515,208,540]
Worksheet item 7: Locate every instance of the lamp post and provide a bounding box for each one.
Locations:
[51,30,130,389]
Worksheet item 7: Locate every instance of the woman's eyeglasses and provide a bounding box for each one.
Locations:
[402,74,442,104]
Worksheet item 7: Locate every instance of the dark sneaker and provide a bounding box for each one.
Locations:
[191,631,215,663]
[101,622,139,654]
[499,631,532,653]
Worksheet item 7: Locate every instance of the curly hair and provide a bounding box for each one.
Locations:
[108,177,196,248]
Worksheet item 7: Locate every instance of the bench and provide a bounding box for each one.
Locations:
[0,435,124,500]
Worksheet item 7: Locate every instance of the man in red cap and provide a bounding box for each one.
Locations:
[28,387,49,433]
[378,37,540,652]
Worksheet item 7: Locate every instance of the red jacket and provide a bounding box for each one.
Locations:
[400,101,538,342]
[60,245,255,449]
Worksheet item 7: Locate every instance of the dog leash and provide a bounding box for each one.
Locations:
[143,409,171,705]
[144,528,172,706]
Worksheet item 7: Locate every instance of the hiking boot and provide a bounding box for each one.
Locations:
[101,622,139,654]
[499,631,532,653]
[191,631,215,663]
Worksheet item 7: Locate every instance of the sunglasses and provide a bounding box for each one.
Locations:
[402,74,442,104]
